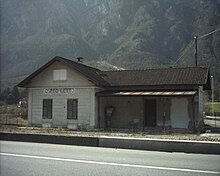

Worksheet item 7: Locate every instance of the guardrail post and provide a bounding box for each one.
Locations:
[163,112,165,130]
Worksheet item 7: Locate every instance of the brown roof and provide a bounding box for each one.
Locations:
[17,56,109,87]
[100,67,210,87]
[18,56,211,90]
[60,57,109,86]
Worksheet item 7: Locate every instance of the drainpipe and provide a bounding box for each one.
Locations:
[142,97,145,131]
[97,96,100,129]
[192,96,195,132]
[29,88,33,125]
[163,112,166,130]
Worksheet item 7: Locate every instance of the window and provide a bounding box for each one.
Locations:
[43,99,52,119]
[67,99,78,119]
[53,69,67,81]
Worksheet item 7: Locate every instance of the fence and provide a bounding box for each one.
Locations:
[0,114,28,126]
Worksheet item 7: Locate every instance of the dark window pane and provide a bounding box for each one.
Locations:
[43,99,52,119]
[67,99,78,119]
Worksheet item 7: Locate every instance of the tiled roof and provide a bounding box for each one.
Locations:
[18,56,210,89]
[18,56,109,87]
[99,67,210,86]
[60,57,109,86]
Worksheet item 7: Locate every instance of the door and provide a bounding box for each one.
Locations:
[144,99,157,127]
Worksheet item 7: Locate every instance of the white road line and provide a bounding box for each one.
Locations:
[1,152,219,175]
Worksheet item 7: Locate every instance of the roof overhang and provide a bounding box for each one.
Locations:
[96,90,197,97]
[17,56,110,87]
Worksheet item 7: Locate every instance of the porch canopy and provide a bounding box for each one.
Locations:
[96,90,197,96]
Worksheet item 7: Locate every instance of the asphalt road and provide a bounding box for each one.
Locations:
[0,141,220,176]
[204,118,220,128]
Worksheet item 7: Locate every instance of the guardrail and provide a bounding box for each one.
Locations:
[0,114,27,126]
[1,132,220,154]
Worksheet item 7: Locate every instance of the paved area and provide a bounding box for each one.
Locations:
[1,124,220,142]
[201,133,220,138]
[205,116,220,121]
[1,141,220,176]
[204,118,220,129]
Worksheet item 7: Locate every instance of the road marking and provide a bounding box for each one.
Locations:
[1,152,219,175]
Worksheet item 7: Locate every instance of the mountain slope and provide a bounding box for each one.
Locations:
[0,0,220,89]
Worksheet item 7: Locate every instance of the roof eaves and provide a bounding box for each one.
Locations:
[17,56,60,87]
[61,59,110,86]
[18,56,110,87]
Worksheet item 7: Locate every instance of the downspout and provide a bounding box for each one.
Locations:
[98,96,100,129]
[142,97,145,131]
[29,88,33,125]
[192,96,195,132]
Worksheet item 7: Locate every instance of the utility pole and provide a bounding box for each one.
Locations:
[194,36,198,66]
[211,75,214,116]
[193,28,220,67]
[174,28,220,67]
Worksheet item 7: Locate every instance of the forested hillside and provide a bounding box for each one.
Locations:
[1,0,220,94]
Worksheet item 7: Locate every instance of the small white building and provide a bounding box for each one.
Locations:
[18,56,211,131]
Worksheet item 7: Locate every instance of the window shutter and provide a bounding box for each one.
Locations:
[67,99,78,119]
[43,99,52,119]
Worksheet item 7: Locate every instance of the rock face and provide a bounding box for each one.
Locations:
[1,0,220,88]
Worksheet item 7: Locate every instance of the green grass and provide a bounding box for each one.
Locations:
[205,102,220,113]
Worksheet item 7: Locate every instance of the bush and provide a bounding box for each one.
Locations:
[0,104,27,119]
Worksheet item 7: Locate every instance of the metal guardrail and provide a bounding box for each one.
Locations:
[205,112,220,117]
[0,114,27,125]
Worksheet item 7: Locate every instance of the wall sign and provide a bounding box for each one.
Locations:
[44,88,75,94]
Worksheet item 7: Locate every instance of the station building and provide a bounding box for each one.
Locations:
[18,56,211,131]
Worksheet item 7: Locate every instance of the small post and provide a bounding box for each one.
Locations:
[215,112,216,129]
[163,112,166,130]
[194,36,198,66]
[77,57,84,63]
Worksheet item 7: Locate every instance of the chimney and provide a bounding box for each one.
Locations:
[77,57,84,63]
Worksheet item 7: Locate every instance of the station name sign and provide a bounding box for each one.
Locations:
[44,88,75,94]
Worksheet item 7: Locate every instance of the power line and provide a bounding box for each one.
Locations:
[173,40,194,66]
[198,27,220,39]
[174,27,220,66]
[193,27,220,66]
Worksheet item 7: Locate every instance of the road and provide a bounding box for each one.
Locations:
[204,118,220,128]
[0,141,220,176]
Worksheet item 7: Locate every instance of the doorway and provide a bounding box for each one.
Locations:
[144,99,157,127]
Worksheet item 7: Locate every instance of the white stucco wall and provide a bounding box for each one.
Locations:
[28,87,96,129]
[27,61,97,129]
[156,98,171,127]
[170,98,189,129]
[28,61,94,88]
